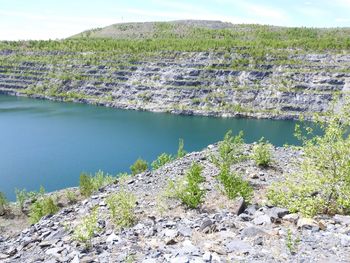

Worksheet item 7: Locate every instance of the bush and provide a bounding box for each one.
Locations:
[217,165,253,202]
[252,137,273,167]
[79,170,116,197]
[29,196,59,224]
[267,101,350,217]
[0,192,8,215]
[167,163,206,209]
[106,190,137,229]
[15,186,45,212]
[177,138,187,158]
[79,173,94,197]
[211,130,253,202]
[130,158,148,175]
[73,207,100,248]
[65,189,77,204]
[151,153,174,170]
[212,130,245,167]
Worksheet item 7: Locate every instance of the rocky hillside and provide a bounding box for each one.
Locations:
[1,144,350,262]
[71,20,235,39]
[0,21,350,120]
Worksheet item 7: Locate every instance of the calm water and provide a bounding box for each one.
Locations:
[0,95,300,200]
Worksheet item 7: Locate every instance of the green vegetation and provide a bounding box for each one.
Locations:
[217,165,253,202]
[130,158,148,175]
[29,195,59,224]
[79,170,116,197]
[0,192,8,215]
[211,130,245,167]
[106,190,137,229]
[212,130,253,202]
[268,101,350,217]
[286,229,301,255]
[151,153,174,170]
[151,138,187,170]
[73,206,100,248]
[15,186,45,212]
[252,137,273,167]
[2,24,350,53]
[177,138,187,158]
[65,189,77,204]
[167,163,206,208]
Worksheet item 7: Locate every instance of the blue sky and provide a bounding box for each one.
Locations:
[1,0,350,40]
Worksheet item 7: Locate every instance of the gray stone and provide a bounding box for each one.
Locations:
[334,215,350,225]
[202,251,212,262]
[253,215,271,225]
[225,239,252,253]
[297,218,319,230]
[283,213,299,223]
[178,225,192,237]
[142,259,158,263]
[106,232,118,243]
[241,226,268,239]
[170,256,190,263]
[232,197,246,216]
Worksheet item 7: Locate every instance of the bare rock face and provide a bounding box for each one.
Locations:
[1,50,349,120]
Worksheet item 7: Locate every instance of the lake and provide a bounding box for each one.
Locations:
[0,94,300,200]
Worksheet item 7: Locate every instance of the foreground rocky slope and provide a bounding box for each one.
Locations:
[1,144,349,262]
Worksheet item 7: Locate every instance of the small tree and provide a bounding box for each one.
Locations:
[211,130,253,202]
[151,153,174,170]
[177,138,187,158]
[29,196,59,224]
[0,192,8,216]
[106,190,137,229]
[268,100,350,217]
[130,158,148,175]
[211,130,244,167]
[167,163,206,209]
[252,137,273,167]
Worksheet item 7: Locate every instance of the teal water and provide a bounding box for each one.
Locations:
[0,95,300,200]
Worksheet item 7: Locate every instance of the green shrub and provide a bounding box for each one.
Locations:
[267,101,350,217]
[217,165,253,202]
[91,170,116,189]
[130,158,148,175]
[252,137,273,167]
[79,173,94,197]
[73,207,100,248]
[15,186,45,211]
[0,192,8,215]
[29,196,59,224]
[106,190,137,229]
[177,138,187,158]
[66,189,77,204]
[167,163,206,209]
[212,130,245,167]
[151,153,174,170]
[79,170,116,197]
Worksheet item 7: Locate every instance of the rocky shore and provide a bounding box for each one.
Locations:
[1,144,349,262]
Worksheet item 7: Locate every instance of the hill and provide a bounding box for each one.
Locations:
[71,20,236,39]
[0,20,350,120]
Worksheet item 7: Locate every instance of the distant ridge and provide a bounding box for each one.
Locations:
[70,19,350,40]
[70,20,239,39]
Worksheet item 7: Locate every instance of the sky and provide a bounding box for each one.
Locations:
[1,0,350,40]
